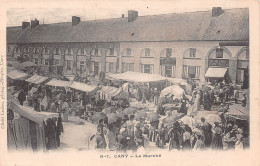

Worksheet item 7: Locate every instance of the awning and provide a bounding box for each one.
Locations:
[70,81,99,93]
[167,78,188,86]
[160,85,185,99]
[45,79,72,87]
[26,74,49,84]
[106,71,167,83]
[7,70,30,80]
[205,68,227,78]
[100,86,121,97]
[8,101,59,124]
[225,108,249,121]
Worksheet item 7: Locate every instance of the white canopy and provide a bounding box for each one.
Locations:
[100,86,121,97]
[70,81,98,93]
[8,101,59,124]
[167,77,188,86]
[26,74,49,84]
[205,67,227,78]
[45,79,72,87]
[106,71,167,83]
[160,85,185,99]
[7,70,30,80]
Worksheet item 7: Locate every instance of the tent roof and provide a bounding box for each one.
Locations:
[70,81,98,93]
[8,101,59,124]
[167,78,188,86]
[225,108,249,120]
[26,74,49,84]
[45,79,72,87]
[160,85,185,99]
[7,70,30,80]
[100,86,121,97]
[205,67,227,78]
[106,71,166,83]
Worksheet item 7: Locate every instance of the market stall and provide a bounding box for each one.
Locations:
[7,101,60,151]
[26,74,49,84]
[7,70,30,80]
[99,86,123,102]
[70,81,99,94]
[45,79,72,88]
[106,71,167,83]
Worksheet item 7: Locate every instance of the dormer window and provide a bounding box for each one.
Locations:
[145,48,150,57]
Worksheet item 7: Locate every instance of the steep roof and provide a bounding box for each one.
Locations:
[7,8,249,43]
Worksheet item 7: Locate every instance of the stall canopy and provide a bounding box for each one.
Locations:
[160,85,185,99]
[45,79,72,87]
[26,74,49,84]
[7,70,30,80]
[167,78,188,86]
[205,68,227,78]
[70,81,99,93]
[225,108,249,121]
[8,101,59,124]
[100,86,121,97]
[106,71,167,83]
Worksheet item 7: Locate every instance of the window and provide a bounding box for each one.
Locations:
[183,65,200,79]
[246,49,249,59]
[66,60,72,71]
[80,48,84,55]
[15,47,19,53]
[166,48,172,57]
[43,47,49,54]
[190,48,196,57]
[95,49,98,56]
[126,48,131,56]
[34,58,38,65]
[54,59,60,65]
[44,59,49,66]
[7,46,11,53]
[109,48,114,56]
[122,63,134,72]
[141,64,154,74]
[216,48,223,58]
[108,62,115,73]
[145,48,150,57]
[54,48,60,55]
[80,62,85,74]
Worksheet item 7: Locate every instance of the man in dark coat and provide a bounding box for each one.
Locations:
[18,89,26,106]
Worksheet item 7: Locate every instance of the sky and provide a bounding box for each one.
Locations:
[7,4,211,26]
[6,0,249,27]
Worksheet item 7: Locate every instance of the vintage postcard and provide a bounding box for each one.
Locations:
[0,0,259,166]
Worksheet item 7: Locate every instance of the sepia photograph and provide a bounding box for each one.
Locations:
[1,0,259,165]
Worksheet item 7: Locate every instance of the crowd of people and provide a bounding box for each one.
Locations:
[8,72,248,152]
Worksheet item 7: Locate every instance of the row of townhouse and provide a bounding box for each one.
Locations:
[7,7,249,84]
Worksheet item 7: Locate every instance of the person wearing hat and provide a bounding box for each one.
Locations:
[211,122,223,150]
[135,123,144,147]
[156,123,166,148]
[241,93,247,107]
[95,124,107,149]
[153,87,160,106]
[199,117,212,148]
[168,121,183,151]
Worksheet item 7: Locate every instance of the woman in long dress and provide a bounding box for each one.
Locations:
[211,122,223,150]
[235,128,244,150]
[182,125,192,150]
[168,121,183,151]
[193,94,201,112]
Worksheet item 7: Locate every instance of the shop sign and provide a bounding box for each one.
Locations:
[208,59,229,67]
[77,55,91,61]
[65,55,73,60]
[43,54,50,59]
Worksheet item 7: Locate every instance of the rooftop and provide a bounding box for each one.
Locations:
[7,8,249,43]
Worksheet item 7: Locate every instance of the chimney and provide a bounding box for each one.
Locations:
[22,22,30,29]
[212,7,224,17]
[72,16,80,26]
[31,19,39,29]
[128,10,138,22]
[122,14,125,18]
